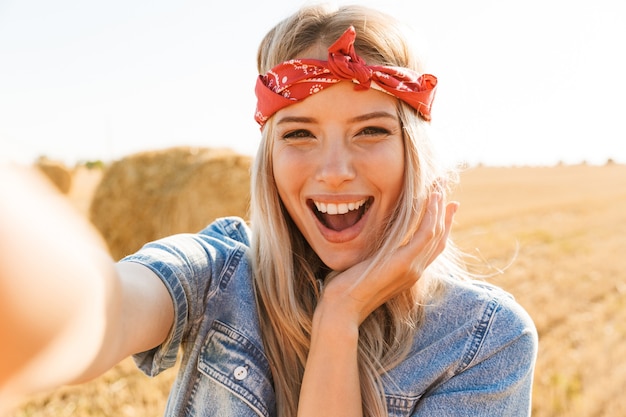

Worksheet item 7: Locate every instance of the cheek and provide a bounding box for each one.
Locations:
[272,147,303,207]
[383,167,405,213]
[376,147,406,202]
[390,160,405,192]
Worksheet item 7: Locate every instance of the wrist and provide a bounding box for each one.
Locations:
[312,297,360,345]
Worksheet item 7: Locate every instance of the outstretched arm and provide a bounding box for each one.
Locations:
[297,189,459,417]
[0,165,173,413]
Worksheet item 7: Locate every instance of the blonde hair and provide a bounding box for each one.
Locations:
[250,4,465,416]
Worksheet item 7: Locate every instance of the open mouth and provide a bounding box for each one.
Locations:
[308,197,373,232]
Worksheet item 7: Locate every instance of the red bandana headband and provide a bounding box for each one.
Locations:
[254,26,437,128]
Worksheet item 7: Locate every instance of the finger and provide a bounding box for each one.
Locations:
[391,190,443,272]
[360,192,450,282]
[431,177,448,194]
[425,201,459,266]
[412,192,446,268]
[406,194,458,273]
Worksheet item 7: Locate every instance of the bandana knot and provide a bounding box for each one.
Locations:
[254,26,437,128]
[327,27,372,89]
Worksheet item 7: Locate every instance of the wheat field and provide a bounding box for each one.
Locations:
[8,162,626,416]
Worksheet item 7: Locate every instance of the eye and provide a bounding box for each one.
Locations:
[357,126,391,137]
[283,129,315,140]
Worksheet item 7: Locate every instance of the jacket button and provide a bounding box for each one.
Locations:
[234,366,248,380]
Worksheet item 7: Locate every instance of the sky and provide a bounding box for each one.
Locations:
[1,0,624,167]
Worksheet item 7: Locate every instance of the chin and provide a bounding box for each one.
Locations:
[318,251,362,273]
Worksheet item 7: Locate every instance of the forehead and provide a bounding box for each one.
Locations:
[275,81,399,120]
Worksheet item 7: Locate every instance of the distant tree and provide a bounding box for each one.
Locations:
[82,160,106,170]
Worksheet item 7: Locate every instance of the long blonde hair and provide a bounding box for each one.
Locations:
[250,4,464,416]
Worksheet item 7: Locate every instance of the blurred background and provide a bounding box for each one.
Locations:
[3,2,626,416]
[1,0,624,167]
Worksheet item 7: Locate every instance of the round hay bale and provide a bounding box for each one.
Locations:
[89,146,252,260]
[35,158,72,194]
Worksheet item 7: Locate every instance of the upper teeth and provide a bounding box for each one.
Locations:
[314,198,367,215]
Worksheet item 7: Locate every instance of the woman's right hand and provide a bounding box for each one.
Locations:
[319,187,459,326]
[298,187,458,417]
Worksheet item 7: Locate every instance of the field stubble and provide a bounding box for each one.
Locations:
[452,164,626,416]
[8,163,626,416]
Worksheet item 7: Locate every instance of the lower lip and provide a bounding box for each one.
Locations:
[313,207,370,244]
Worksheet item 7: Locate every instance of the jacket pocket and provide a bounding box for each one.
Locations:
[198,320,276,417]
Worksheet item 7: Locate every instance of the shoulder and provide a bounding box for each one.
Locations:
[443,276,534,330]
[383,277,538,415]
[417,275,539,379]
[383,277,538,408]
[121,216,252,287]
[199,216,252,247]
[125,216,251,262]
[422,276,537,355]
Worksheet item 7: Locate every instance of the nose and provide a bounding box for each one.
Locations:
[314,137,356,187]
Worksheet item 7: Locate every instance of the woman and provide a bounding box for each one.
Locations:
[0,4,537,417]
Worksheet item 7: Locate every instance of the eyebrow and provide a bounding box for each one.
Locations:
[276,116,316,125]
[349,111,397,123]
[276,111,397,125]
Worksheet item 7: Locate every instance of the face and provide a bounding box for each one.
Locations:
[271,81,405,271]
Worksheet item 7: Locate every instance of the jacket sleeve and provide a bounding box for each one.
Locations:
[122,217,250,377]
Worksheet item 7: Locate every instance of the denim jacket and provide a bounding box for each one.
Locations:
[122,217,538,417]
